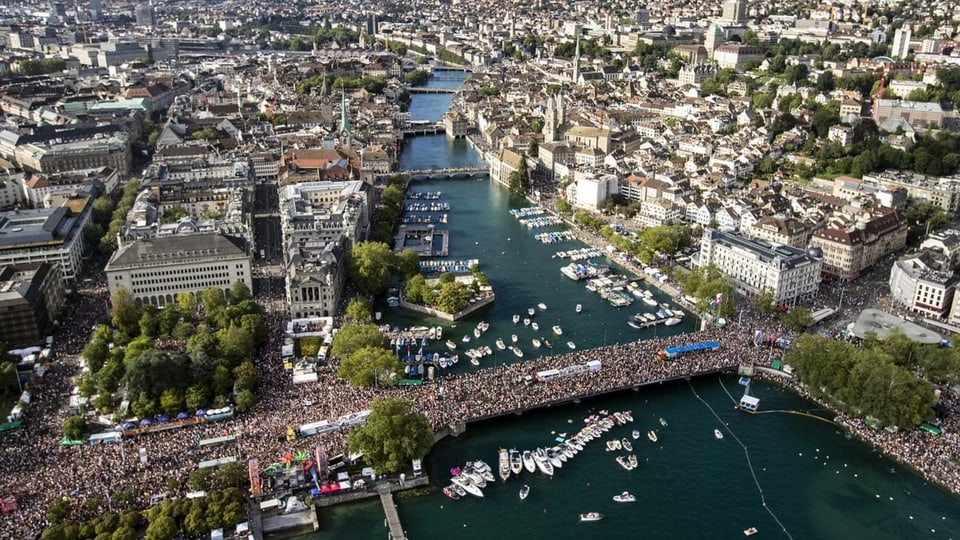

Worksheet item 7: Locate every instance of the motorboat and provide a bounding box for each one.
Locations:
[606,439,621,452]
[531,322,540,331]
[616,456,633,470]
[496,338,506,350]
[744,527,758,536]
[538,302,548,310]
[647,430,658,443]
[552,325,563,335]
[659,417,668,427]
[528,307,536,317]
[547,448,564,469]
[374,312,382,321]
[642,296,658,307]
[511,334,518,343]
[442,485,461,500]
[621,438,633,452]
[436,326,443,339]
[451,475,484,497]
[462,335,471,343]
[519,484,530,500]
[664,317,682,326]
[532,338,542,348]
[632,430,641,440]
[523,318,531,326]
[513,314,520,324]
[446,340,457,350]
[511,346,524,358]
[613,491,636,503]
[628,454,638,468]
[714,429,724,440]
[533,449,554,476]
[543,339,553,349]
[498,448,511,482]
[509,449,523,475]
[576,303,582,313]
[522,450,536,474]
[479,321,490,333]
[567,341,576,350]
[474,327,482,338]
[580,512,604,522]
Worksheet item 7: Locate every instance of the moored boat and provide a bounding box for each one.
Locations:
[621,438,633,452]
[522,450,536,473]
[567,341,576,350]
[442,485,461,500]
[498,448,511,482]
[647,430,658,443]
[510,346,524,358]
[495,338,506,350]
[511,334,518,343]
[519,484,530,500]
[523,318,531,326]
[664,317,682,326]
[613,491,636,503]
[509,449,523,475]
[580,512,604,522]
[446,340,457,350]
[531,321,540,331]
[632,429,641,440]
[528,307,536,317]
[532,338,541,348]
[451,475,484,497]
[533,448,554,476]
[552,325,563,335]
[436,326,443,339]
[714,429,724,440]
[512,314,520,324]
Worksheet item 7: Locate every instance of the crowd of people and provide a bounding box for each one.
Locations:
[0,264,957,538]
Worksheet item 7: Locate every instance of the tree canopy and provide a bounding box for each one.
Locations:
[349,241,396,295]
[348,397,434,473]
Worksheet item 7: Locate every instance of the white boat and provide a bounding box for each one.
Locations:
[528,307,536,317]
[522,450,536,474]
[446,340,457,350]
[632,430,641,440]
[531,322,540,331]
[498,448,511,482]
[552,325,563,335]
[647,430,658,443]
[532,338,542,348]
[580,512,604,522]
[519,484,530,500]
[744,527,758,536]
[474,327,482,338]
[462,335,471,343]
[659,417,668,427]
[523,318,531,326]
[451,476,484,497]
[714,429,724,440]
[509,449,523,475]
[436,326,443,339]
[374,312,382,320]
[664,317,682,326]
[616,455,634,471]
[623,411,634,422]
[538,302,548,310]
[470,356,480,366]
[511,334,518,343]
[575,304,582,313]
[533,449,554,476]
[612,491,636,503]
[510,346,524,358]
[495,338,506,350]
[567,341,576,350]
[606,439,621,452]
[642,297,658,306]
[621,438,633,452]
[512,314,520,324]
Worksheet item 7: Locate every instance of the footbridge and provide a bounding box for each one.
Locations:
[409,87,457,94]
[401,166,489,180]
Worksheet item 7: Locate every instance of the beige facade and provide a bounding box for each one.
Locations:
[747,216,813,249]
[809,209,908,280]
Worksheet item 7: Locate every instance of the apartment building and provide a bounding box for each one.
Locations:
[0,196,95,285]
[745,215,814,249]
[808,209,909,280]
[888,250,956,319]
[0,262,64,347]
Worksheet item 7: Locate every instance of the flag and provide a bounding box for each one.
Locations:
[709,300,717,309]
[417,346,423,357]
[716,292,723,304]
[754,330,762,342]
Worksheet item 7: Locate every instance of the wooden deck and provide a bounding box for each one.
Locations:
[379,489,407,540]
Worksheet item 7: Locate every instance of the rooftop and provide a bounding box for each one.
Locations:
[849,308,943,344]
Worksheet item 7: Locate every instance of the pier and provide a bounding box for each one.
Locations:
[379,489,407,540]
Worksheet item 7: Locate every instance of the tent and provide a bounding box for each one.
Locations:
[139,419,152,427]
[156,415,170,423]
[195,409,207,417]
[176,412,190,420]
[121,422,136,430]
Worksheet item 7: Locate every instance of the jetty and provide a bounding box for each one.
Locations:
[379,489,407,540]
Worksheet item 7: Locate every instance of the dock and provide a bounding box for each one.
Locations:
[379,488,407,540]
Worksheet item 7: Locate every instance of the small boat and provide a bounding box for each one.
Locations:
[495,338,506,350]
[510,449,523,475]
[532,338,542,348]
[664,317,682,326]
[498,448,511,482]
[511,334,518,343]
[523,318,531,326]
[576,303,582,313]
[436,326,443,339]
[623,411,634,422]
[451,476,484,497]
[659,417,668,427]
[567,341,576,350]
[632,430,641,440]
[531,322,540,331]
[552,325,563,335]
[442,485,461,500]
[470,356,480,366]
[621,438,633,451]
[474,327,482,338]
[374,311,382,321]
[511,346,524,358]
[446,340,457,350]
[513,314,520,324]
[714,429,724,440]
[580,512,604,522]
[522,450,536,474]
[462,335,471,343]
[612,491,636,503]
[744,527,758,536]
[647,430,658,443]
[606,439,621,452]
[533,449,554,476]
[528,307,536,317]
[538,302,547,310]
[519,484,530,500]
[543,339,553,349]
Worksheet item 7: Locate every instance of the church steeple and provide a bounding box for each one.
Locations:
[339,90,351,149]
[572,33,581,85]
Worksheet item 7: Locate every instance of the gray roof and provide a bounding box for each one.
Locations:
[849,308,943,344]
[107,233,247,270]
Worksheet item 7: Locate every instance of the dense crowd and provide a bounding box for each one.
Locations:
[0,269,957,538]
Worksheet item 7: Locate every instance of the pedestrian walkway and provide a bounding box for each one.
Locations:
[379,489,407,540]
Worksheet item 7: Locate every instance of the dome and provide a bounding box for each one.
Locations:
[807,246,823,258]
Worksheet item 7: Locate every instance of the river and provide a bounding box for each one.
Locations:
[291,71,960,540]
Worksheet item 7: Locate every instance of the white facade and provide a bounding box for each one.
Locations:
[891,28,912,59]
[566,171,618,210]
[888,252,955,319]
[698,229,822,304]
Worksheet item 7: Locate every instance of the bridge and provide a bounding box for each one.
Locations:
[409,87,457,94]
[401,122,445,136]
[400,166,489,180]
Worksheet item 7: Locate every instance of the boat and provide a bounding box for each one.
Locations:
[474,327,482,338]
[543,339,553,349]
[567,341,576,350]
[495,338,506,350]
[576,303,582,313]
[522,450,536,473]
[744,527,758,536]
[632,429,641,440]
[511,334,518,343]
[446,340,457,350]
[436,326,443,339]
[451,476,484,497]
[462,335,471,343]
[628,454,638,468]
[612,491,636,503]
[374,312,382,321]
[442,485,461,500]
[532,338,542,348]
[642,297,658,306]
[621,438,633,452]
[509,449,523,475]
[538,302,548,310]
[523,318,531,326]
[528,307,536,317]
[519,484,530,500]
[531,322,540,331]
[511,346,524,358]
[470,356,480,366]
[533,449,554,476]
[659,417,668,427]
[606,439,621,452]
[664,317,682,326]
[714,429,724,440]
[513,314,520,324]
[647,430,658,443]
[552,325,563,335]
[498,448,511,481]
[623,411,634,422]
[580,512,604,522]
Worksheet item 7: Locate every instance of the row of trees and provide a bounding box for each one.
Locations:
[100,180,142,255]
[349,241,420,296]
[370,175,407,243]
[785,334,947,428]
[332,298,403,387]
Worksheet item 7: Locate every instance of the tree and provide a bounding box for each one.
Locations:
[751,288,778,315]
[348,398,434,473]
[47,498,72,525]
[200,287,226,315]
[235,388,257,412]
[110,287,140,336]
[145,514,177,540]
[177,292,197,315]
[508,156,530,195]
[185,384,209,411]
[345,296,373,323]
[229,281,252,303]
[62,415,86,441]
[782,306,813,331]
[139,307,159,338]
[331,323,386,360]
[349,242,396,296]
[217,326,253,365]
[396,249,420,280]
[338,346,403,387]
[436,281,472,314]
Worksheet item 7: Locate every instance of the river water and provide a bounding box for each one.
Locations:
[293,72,960,540]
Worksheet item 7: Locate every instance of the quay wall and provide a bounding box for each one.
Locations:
[398,294,495,322]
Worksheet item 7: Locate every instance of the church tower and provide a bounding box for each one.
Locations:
[543,93,557,143]
[572,34,581,85]
[339,91,351,149]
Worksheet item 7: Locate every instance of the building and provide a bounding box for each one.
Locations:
[828,125,854,147]
[13,132,133,175]
[678,64,718,87]
[712,44,764,69]
[721,0,748,25]
[861,170,960,213]
[443,111,469,139]
[808,209,909,280]
[135,3,155,27]
[566,171,618,210]
[745,215,813,249]
[0,197,94,285]
[489,148,524,188]
[891,28,912,59]
[0,263,64,347]
[698,229,822,304]
[920,229,960,268]
[873,99,944,130]
[888,251,956,319]
[105,233,252,308]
